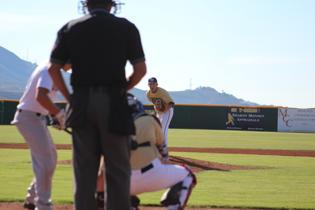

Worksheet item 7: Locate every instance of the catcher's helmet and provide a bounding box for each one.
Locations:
[127,93,145,118]
[80,0,123,14]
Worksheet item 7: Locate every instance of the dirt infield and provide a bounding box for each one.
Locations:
[0,202,260,210]
[1,143,315,157]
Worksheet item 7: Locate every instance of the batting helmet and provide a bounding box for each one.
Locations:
[127,93,145,118]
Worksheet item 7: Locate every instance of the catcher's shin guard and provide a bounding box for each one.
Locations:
[160,171,197,210]
[23,202,35,210]
[96,191,104,209]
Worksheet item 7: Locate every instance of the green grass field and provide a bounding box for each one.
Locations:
[0,125,315,209]
[1,125,315,150]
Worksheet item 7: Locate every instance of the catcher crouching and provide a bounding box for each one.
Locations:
[131,94,196,210]
[96,94,196,210]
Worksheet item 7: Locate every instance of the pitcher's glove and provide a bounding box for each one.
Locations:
[51,109,66,130]
[154,98,166,112]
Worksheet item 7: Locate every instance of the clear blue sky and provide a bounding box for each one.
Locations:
[1,0,314,108]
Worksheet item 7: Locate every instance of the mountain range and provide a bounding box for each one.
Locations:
[0,46,258,106]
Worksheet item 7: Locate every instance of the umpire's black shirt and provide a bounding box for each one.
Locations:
[50,9,145,89]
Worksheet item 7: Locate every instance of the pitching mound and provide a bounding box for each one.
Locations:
[168,155,266,172]
[58,155,265,173]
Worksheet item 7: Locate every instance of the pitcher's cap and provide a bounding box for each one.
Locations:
[148,77,158,83]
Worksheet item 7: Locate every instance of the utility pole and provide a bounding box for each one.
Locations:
[189,78,192,90]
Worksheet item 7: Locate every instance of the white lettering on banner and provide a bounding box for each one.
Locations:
[278,108,315,132]
[231,114,247,117]
[248,114,264,118]
[238,118,259,122]
[226,107,268,130]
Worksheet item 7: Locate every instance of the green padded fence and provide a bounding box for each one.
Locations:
[1,100,278,131]
[170,105,227,129]
[145,104,278,131]
[0,100,18,125]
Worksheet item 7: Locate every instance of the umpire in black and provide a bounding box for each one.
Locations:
[48,0,147,209]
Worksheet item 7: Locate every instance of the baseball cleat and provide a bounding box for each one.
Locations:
[23,201,35,210]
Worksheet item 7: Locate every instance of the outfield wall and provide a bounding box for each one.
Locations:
[1,100,314,132]
[0,100,18,125]
[0,100,65,125]
[165,105,278,131]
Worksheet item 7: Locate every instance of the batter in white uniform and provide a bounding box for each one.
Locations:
[11,61,70,210]
[128,94,196,210]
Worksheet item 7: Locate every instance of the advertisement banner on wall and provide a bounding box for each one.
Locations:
[225,107,277,131]
[278,108,315,132]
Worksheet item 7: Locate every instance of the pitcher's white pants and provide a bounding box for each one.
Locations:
[157,107,174,147]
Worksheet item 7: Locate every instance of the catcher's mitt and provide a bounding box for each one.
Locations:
[156,144,169,160]
[154,98,166,112]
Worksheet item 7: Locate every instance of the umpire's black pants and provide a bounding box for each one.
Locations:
[72,89,131,210]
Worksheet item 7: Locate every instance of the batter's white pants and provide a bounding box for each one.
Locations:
[130,158,189,195]
[12,110,57,210]
[157,107,174,147]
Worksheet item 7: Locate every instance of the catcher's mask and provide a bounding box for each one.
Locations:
[79,0,124,14]
[127,93,145,118]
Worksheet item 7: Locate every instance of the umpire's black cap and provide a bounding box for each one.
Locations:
[86,0,115,5]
